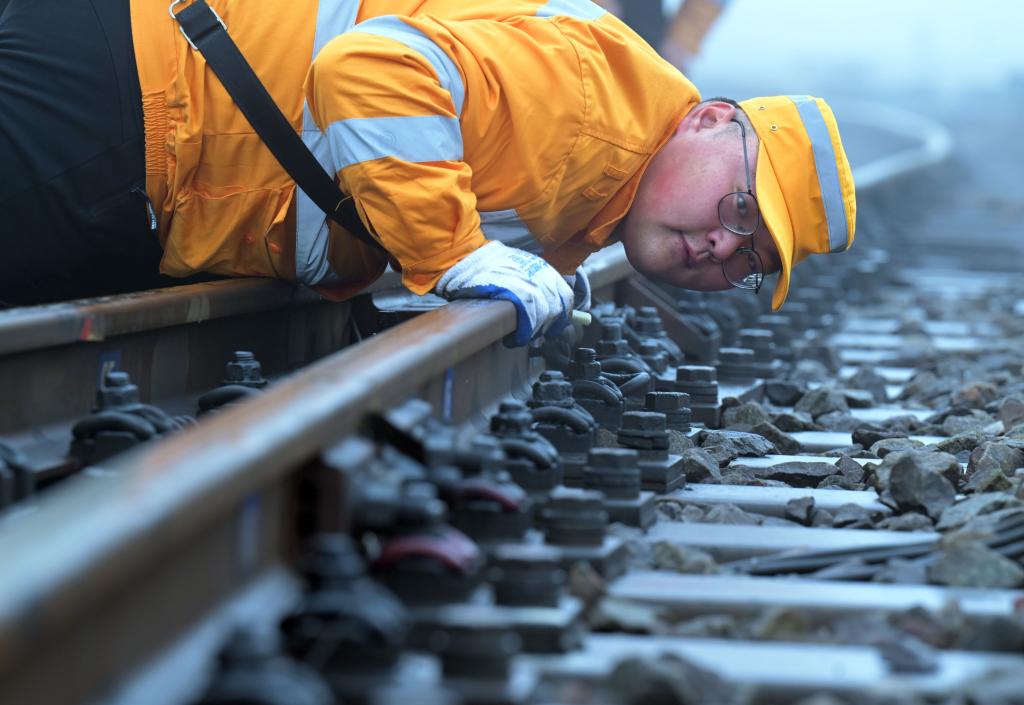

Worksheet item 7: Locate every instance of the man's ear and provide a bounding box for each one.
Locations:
[691,100,738,130]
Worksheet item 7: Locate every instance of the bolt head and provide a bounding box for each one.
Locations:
[490,403,533,435]
[587,447,639,469]
[532,376,573,403]
[96,370,140,409]
[600,320,623,342]
[568,348,601,380]
[546,486,605,509]
[621,411,666,432]
[676,365,716,383]
[718,347,755,364]
[645,391,685,412]
[225,351,264,384]
[738,329,773,344]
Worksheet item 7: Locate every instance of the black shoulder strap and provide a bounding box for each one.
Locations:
[171,0,383,253]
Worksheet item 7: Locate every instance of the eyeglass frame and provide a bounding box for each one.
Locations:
[717,118,765,294]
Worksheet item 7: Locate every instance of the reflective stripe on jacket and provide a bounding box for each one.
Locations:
[130,0,698,298]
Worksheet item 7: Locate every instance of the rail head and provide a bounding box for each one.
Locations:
[0,270,405,358]
[842,102,953,190]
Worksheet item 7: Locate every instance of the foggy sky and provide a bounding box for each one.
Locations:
[678,0,1024,101]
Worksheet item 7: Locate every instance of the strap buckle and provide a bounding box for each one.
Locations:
[168,0,227,51]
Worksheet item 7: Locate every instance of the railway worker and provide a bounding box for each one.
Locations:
[0,0,855,346]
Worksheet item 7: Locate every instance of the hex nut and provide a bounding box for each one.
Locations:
[620,411,666,432]
[676,365,717,383]
[645,391,687,412]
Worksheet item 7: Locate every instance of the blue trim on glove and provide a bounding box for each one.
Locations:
[545,311,571,341]
[455,285,534,347]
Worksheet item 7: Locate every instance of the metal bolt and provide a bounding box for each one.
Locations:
[460,435,506,476]
[568,348,601,381]
[738,328,773,348]
[491,544,564,608]
[645,391,689,412]
[301,534,367,587]
[756,315,794,344]
[490,401,534,436]
[718,347,755,365]
[583,448,641,499]
[620,411,665,433]
[597,319,632,358]
[530,371,574,407]
[541,487,607,546]
[617,411,670,452]
[600,320,624,342]
[676,365,716,383]
[435,617,520,682]
[781,302,810,328]
[96,369,140,409]
[224,350,267,387]
[633,307,665,336]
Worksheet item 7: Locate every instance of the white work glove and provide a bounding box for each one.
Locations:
[563,266,592,312]
[435,241,574,347]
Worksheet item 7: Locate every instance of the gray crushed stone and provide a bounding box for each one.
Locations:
[888,452,958,519]
[700,429,776,458]
[795,387,850,419]
[927,536,1024,588]
[936,493,1024,531]
[650,540,719,574]
[732,461,839,489]
[749,422,802,455]
[603,652,747,705]
[784,496,815,526]
[678,447,721,483]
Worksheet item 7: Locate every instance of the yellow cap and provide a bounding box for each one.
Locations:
[739,96,856,311]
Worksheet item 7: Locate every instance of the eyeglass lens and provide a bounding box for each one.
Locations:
[718,191,759,236]
[721,247,764,289]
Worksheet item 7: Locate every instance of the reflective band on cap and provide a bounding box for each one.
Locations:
[350,16,465,116]
[326,115,463,169]
[537,0,607,20]
[789,95,850,253]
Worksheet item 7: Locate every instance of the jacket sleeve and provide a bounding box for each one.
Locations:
[304,18,486,295]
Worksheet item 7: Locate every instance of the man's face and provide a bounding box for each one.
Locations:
[619,102,782,290]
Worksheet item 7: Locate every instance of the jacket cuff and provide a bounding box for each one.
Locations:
[401,231,487,295]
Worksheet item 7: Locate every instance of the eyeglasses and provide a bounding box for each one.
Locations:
[718,119,764,293]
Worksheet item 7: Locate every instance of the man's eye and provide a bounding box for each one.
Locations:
[736,193,750,217]
[746,251,758,273]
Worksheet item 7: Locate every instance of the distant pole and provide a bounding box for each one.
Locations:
[622,0,665,48]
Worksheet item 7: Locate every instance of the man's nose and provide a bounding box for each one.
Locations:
[706,227,745,262]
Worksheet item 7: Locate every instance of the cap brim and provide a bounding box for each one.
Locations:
[754,141,795,312]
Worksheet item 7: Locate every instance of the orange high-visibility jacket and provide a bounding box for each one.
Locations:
[131,0,698,299]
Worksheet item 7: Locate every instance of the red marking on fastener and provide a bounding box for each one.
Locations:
[79,315,95,341]
[244,233,255,244]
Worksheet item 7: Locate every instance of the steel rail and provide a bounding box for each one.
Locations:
[0,104,953,702]
[0,297,524,703]
[0,271,405,358]
[0,242,633,643]
[842,102,953,190]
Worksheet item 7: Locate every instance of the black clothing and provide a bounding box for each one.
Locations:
[0,0,176,305]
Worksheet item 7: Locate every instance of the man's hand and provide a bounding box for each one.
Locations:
[435,241,574,347]
[564,266,592,312]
